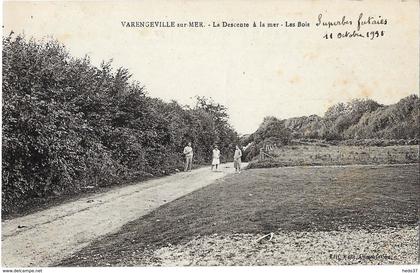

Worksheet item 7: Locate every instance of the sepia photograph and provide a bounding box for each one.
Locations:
[1,0,419,271]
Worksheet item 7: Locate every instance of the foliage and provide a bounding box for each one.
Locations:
[253,116,291,145]
[249,96,417,142]
[2,35,238,214]
[243,96,418,160]
[344,95,419,139]
[323,99,382,140]
[240,117,291,161]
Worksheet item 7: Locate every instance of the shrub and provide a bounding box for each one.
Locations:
[2,35,238,214]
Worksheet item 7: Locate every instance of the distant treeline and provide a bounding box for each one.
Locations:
[2,35,238,214]
[241,95,419,160]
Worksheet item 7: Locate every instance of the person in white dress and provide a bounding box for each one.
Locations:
[211,145,220,171]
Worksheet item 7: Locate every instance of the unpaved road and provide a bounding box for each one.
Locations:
[2,163,245,267]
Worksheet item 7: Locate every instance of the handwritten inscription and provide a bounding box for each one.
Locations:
[316,13,388,40]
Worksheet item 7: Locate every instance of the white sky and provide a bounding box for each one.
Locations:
[3,0,419,134]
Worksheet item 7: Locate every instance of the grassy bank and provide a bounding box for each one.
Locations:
[248,145,418,169]
[58,164,418,266]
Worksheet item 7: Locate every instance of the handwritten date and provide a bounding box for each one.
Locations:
[323,30,385,40]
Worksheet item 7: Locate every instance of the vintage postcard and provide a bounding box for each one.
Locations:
[1,0,419,272]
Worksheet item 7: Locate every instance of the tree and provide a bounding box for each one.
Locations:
[2,35,240,214]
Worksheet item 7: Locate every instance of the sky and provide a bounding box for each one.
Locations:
[3,0,419,134]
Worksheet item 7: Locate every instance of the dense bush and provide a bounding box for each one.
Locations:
[253,116,291,145]
[240,95,420,157]
[344,95,419,139]
[241,96,418,161]
[241,117,291,161]
[319,97,418,140]
[322,99,382,140]
[2,35,238,214]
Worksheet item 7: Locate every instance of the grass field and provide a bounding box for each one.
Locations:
[59,164,419,266]
[248,145,419,168]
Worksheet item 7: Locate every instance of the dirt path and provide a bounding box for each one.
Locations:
[2,163,245,267]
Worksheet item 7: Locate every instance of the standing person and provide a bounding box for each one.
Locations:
[183,142,193,172]
[234,145,242,173]
[211,145,220,171]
